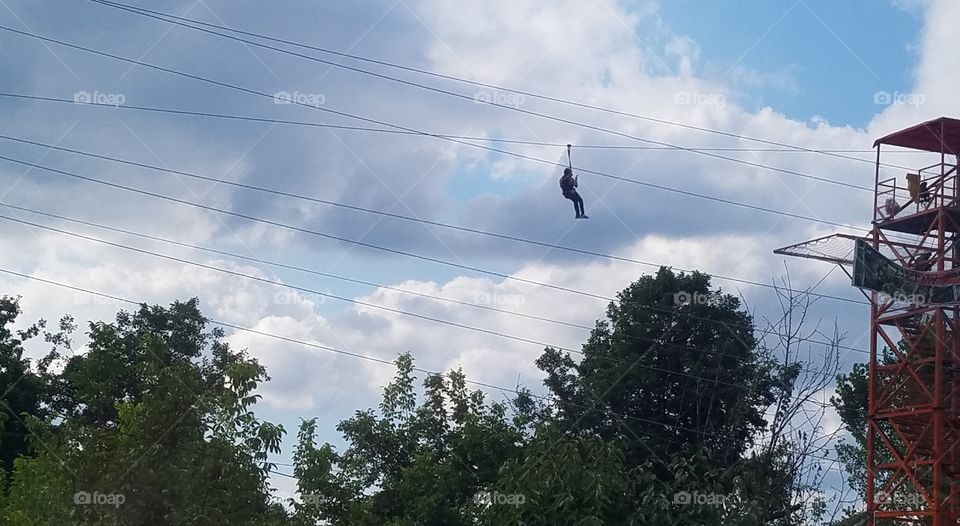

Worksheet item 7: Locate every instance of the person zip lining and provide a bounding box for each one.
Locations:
[560,144,588,219]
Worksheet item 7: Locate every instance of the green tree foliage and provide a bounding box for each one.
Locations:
[537,268,776,473]
[0,296,41,477]
[1,299,286,526]
[0,296,72,477]
[1,265,832,525]
[290,350,772,525]
[291,353,532,526]
[492,267,800,525]
[487,425,766,525]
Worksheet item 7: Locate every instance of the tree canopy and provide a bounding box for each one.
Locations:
[538,268,776,472]
[0,267,859,525]
[1,297,285,525]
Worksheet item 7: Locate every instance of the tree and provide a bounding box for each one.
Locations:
[1,264,853,525]
[487,423,766,525]
[0,296,41,478]
[530,268,860,524]
[537,267,776,474]
[289,348,773,526]
[0,296,72,480]
[1,299,286,526]
[741,278,846,525]
[291,353,531,526]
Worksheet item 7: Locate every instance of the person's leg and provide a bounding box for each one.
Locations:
[574,193,585,217]
[565,193,580,217]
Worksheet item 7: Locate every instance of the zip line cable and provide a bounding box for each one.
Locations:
[0,154,610,303]
[0,212,861,388]
[0,12,864,470]
[0,204,581,331]
[0,213,587,352]
[79,0,878,191]
[0,24,871,230]
[86,0,915,174]
[0,152,868,313]
[0,266,846,458]
[0,23,872,356]
[0,133,868,307]
[0,92,909,154]
[0,227,774,392]
[2,150,872,350]
[0,201,869,360]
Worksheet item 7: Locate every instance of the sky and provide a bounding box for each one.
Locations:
[0,0,954,514]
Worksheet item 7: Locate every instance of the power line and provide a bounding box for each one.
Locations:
[0,133,868,307]
[0,11,871,367]
[4,146,855,381]
[0,203,626,333]
[0,158,869,390]
[86,0,914,176]
[0,266,845,465]
[0,24,868,231]
[0,154,610,302]
[86,0,876,191]
[0,200,869,360]
[0,153,870,312]
[0,149,871,361]
[0,92,905,154]
[1,213,840,388]
[0,213,577,351]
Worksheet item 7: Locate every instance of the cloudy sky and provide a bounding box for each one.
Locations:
[0,0,955,507]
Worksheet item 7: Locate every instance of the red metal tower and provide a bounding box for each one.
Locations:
[776,117,960,525]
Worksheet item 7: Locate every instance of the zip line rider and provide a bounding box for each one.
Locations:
[560,144,588,219]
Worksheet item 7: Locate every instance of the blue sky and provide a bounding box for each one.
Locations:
[1,0,957,514]
[660,0,922,126]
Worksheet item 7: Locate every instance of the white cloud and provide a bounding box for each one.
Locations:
[868,0,960,132]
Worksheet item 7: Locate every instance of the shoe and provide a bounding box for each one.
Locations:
[575,214,582,218]
[578,214,589,219]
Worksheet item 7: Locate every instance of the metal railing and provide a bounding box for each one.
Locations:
[874,162,959,222]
